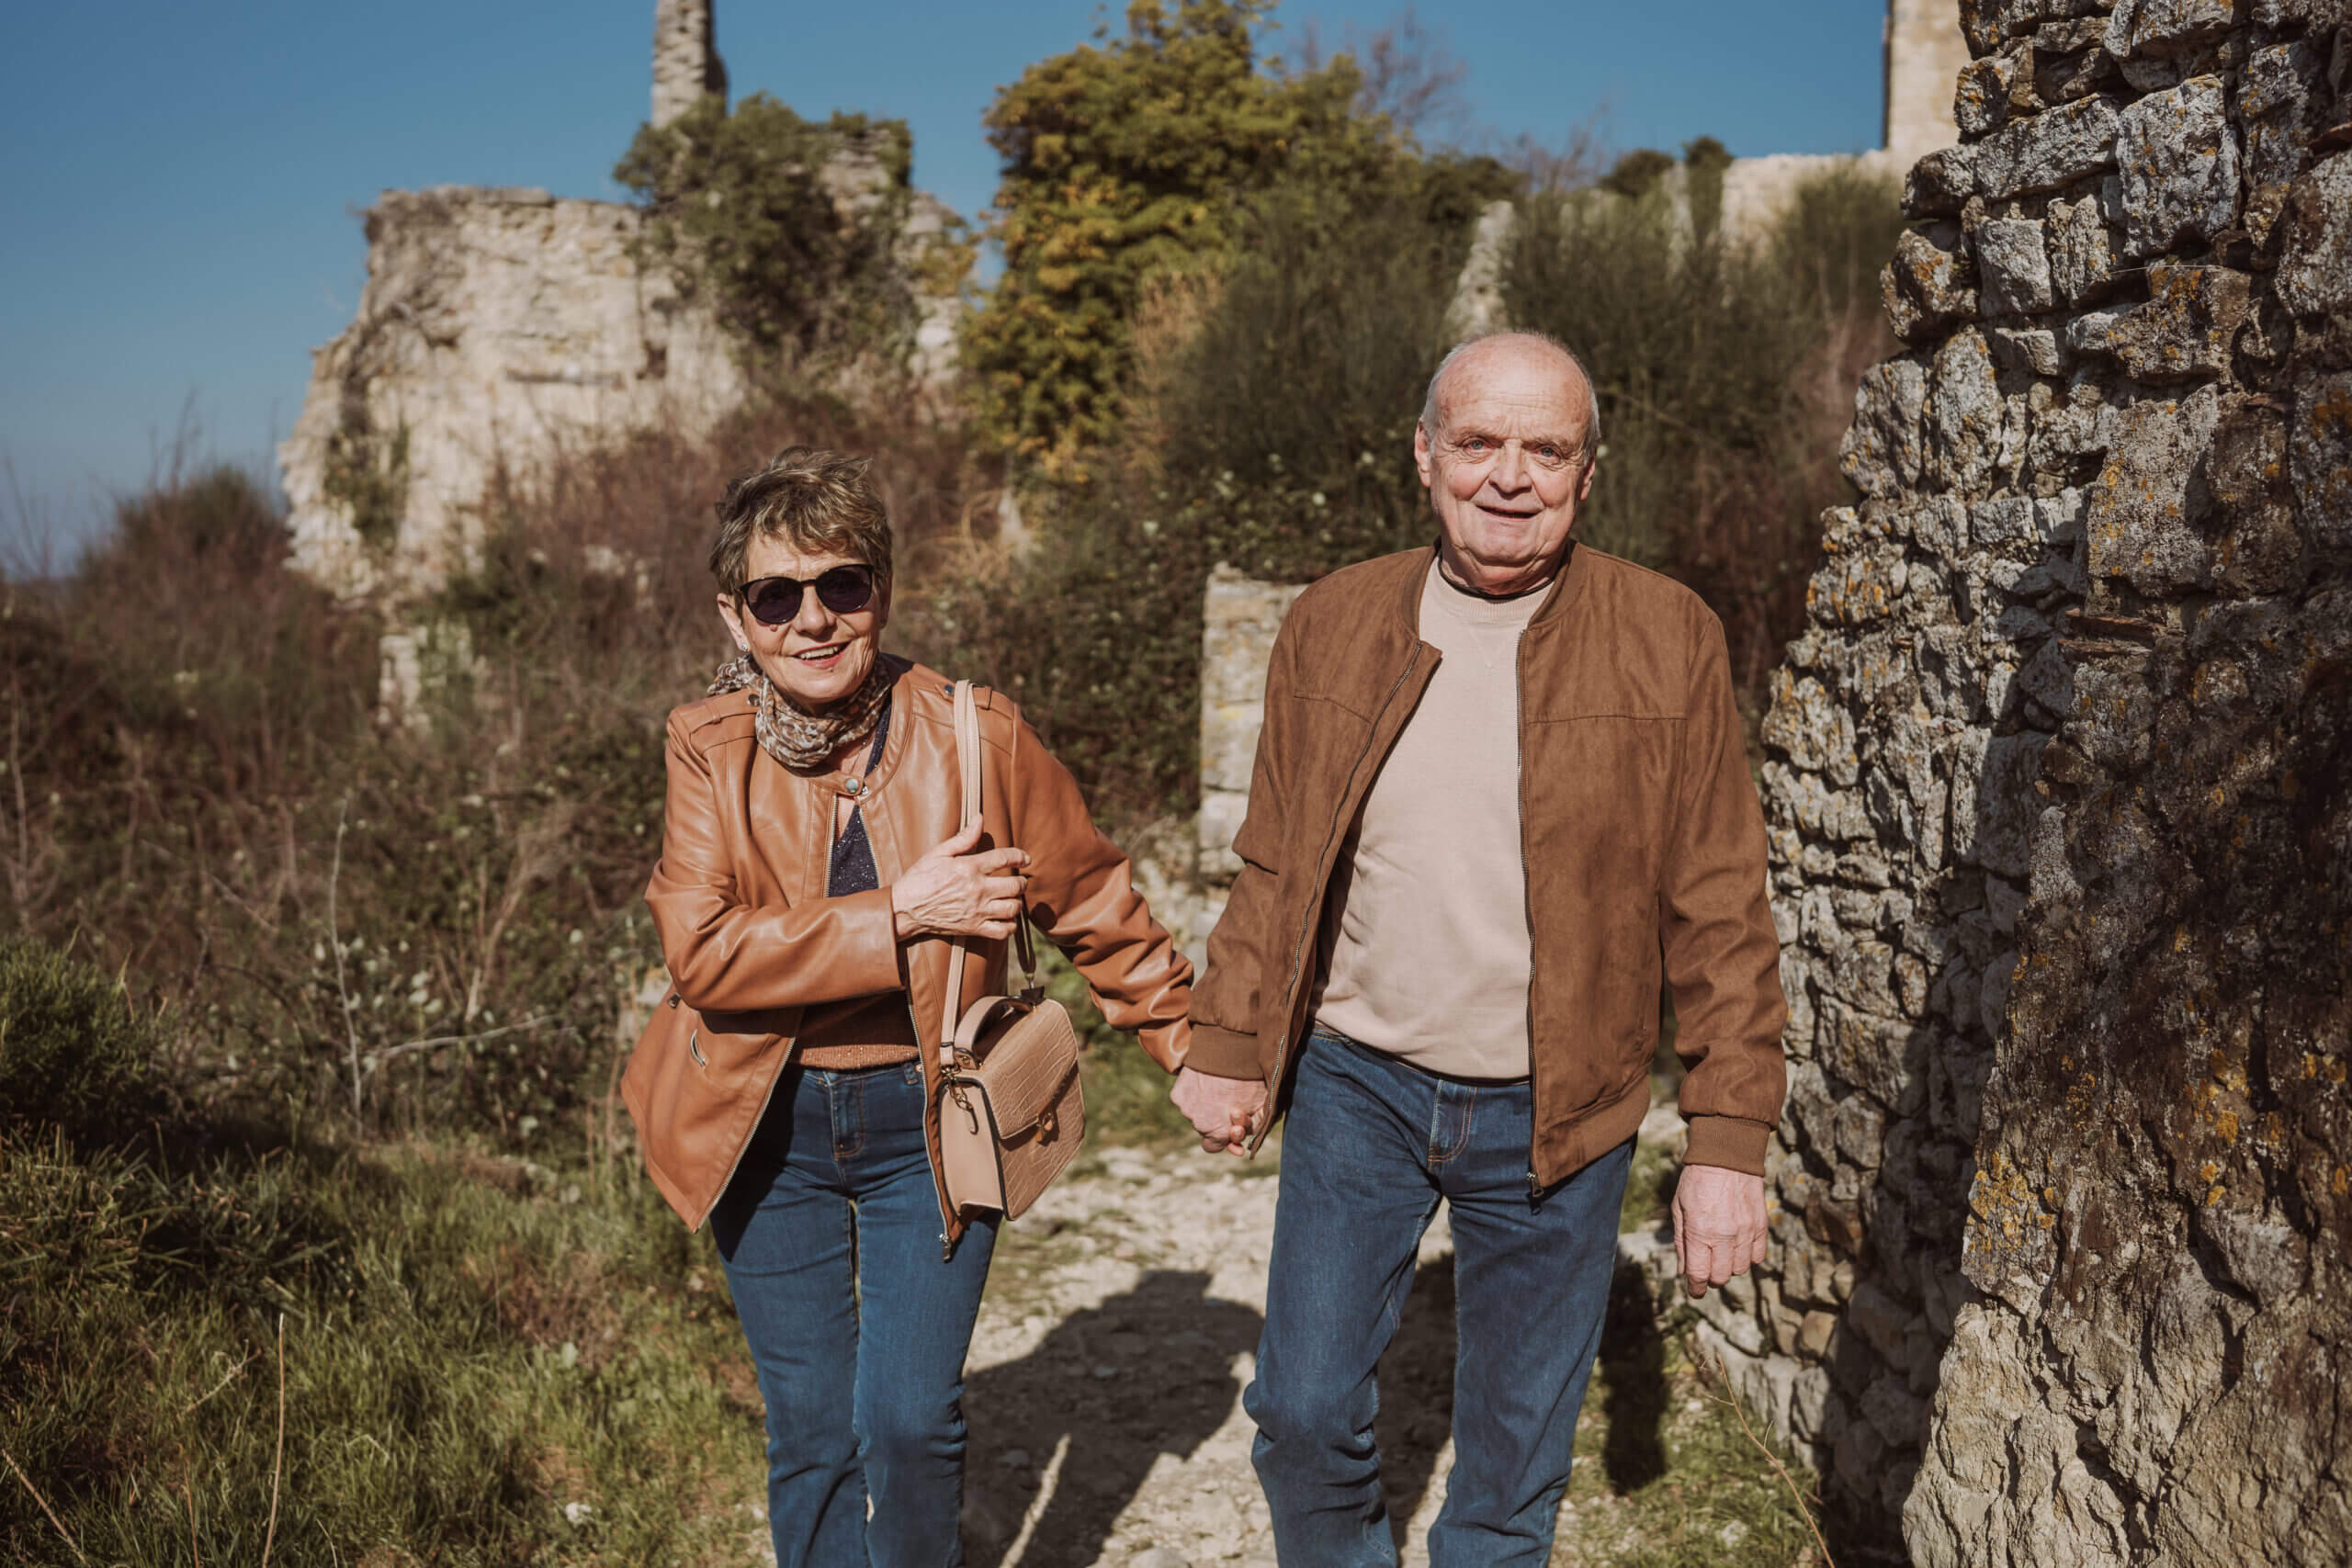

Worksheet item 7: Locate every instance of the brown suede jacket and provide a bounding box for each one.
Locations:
[622,659,1193,1239]
[1189,544,1788,1181]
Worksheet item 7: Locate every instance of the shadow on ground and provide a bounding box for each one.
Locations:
[1373,1251,1675,1549]
[964,1269,1263,1566]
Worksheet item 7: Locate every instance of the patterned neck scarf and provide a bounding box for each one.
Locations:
[707,650,897,773]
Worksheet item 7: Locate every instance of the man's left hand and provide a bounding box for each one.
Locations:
[1672,1164,1769,1298]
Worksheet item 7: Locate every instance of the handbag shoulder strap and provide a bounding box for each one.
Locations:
[938,682,1041,1066]
[940,681,982,1061]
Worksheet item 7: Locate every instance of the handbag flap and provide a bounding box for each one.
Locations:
[955,996,1080,1137]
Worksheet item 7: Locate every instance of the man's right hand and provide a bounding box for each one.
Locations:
[890,820,1030,940]
[1171,1066,1267,1157]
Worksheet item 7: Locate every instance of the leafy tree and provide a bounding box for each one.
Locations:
[961,0,1400,484]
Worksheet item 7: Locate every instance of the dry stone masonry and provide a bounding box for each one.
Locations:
[1688,0,2352,1560]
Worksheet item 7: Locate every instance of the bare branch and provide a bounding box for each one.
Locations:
[1,1444,85,1562]
[1694,1345,1837,1568]
[261,1313,287,1568]
[362,1012,560,1078]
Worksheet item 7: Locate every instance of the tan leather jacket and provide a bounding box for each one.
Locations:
[622,659,1193,1239]
[1188,545,1787,1181]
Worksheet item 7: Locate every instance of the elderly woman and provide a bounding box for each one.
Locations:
[621,446,1193,1567]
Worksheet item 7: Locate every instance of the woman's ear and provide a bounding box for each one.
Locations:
[716,592,752,653]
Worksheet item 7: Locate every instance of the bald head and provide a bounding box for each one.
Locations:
[1411,330,1603,594]
[1419,332,1601,464]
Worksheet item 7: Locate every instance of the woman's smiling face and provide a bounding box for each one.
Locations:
[715,535,888,711]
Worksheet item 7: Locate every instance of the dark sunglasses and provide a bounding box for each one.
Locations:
[737,564,876,626]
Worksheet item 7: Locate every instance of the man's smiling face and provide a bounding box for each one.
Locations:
[1414,336,1598,595]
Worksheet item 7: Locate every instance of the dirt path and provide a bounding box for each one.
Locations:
[717,1127,1816,1568]
[954,1140,1464,1568]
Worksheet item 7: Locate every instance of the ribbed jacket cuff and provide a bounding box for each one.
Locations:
[1683,1114,1772,1177]
[1183,1023,1266,1079]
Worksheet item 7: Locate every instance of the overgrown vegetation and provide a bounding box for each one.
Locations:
[616,96,970,373]
[320,414,409,551]
[1504,161,1904,690]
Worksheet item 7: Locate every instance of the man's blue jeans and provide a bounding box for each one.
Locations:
[712,1059,998,1568]
[1247,1028,1633,1567]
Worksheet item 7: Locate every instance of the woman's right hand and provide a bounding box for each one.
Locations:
[890,820,1032,940]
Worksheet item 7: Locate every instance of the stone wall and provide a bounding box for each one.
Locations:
[1691,1,2352,1561]
[277,186,746,602]
[1196,566,1310,888]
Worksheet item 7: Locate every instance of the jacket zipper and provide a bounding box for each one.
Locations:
[916,992,961,1259]
[1517,630,1541,1200]
[702,1032,799,1230]
[1250,643,1428,1154]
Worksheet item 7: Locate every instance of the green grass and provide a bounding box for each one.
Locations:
[0,1127,766,1566]
[1555,1298,1827,1567]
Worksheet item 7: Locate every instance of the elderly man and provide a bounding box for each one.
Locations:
[1170,331,1787,1565]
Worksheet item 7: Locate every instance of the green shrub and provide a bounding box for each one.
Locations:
[961,0,1419,480]
[1155,175,1495,577]
[1600,147,1677,198]
[0,937,161,1143]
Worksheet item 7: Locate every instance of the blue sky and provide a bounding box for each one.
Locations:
[1,1,1891,550]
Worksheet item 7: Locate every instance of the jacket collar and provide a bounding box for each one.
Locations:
[1403,538,1588,637]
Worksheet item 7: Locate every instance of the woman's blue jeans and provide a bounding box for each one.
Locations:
[711,1059,998,1568]
[1246,1028,1633,1568]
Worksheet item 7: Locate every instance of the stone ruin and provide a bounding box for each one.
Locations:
[277,0,962,606]
[1193,0,2352,1560]
[651,0,728,130]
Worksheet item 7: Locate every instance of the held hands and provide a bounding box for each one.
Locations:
[1171,1066,1267,1158]
[1672,1163,1770,1298]
[890,820,1031,941]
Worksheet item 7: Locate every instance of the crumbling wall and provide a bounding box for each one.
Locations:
[279,147,963,606]
[277,186,746,602]
[1702,0,2352,1560]
[1445,0,1961,336]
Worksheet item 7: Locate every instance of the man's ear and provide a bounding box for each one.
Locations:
[716,592,752,653]
[1413,421,1435,489]
[1577,457,1598,503]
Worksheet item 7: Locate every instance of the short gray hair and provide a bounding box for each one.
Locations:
[708,445,894,595]
[1419,330,1603,462]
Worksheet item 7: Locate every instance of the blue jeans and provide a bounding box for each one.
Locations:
[1247,1028,1633,1567]
[712,1059,998,1568]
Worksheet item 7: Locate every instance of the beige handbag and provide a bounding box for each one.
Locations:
[935,680,1087,1220]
